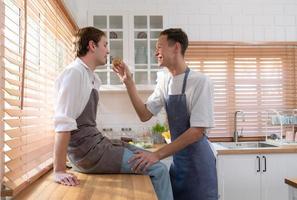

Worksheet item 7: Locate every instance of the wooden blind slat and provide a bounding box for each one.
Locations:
[4,126,51,138]
[4,118,52,128]
[4,88,46,101]
[5,77,47,93]
[4,98,44,108]
[4,109,48,117]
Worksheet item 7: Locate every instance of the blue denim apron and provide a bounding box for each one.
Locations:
[165,68,218,200]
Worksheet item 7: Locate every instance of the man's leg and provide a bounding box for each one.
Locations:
[120,147,173,200]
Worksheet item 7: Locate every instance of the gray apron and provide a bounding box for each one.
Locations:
[165,68,218,200]
[67,89,126,173]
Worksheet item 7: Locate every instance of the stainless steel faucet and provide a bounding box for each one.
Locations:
[234,110,245,142]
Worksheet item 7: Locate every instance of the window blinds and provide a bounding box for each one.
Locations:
[185,42,297,137]
[0,0,5,197]
[1,0,76,196]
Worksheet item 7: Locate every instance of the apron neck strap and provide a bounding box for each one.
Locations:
[167,67,190,95]
[181,67,190,94]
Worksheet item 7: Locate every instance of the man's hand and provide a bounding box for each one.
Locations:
[54,171,80,186]
[112,61,133,84]
[128,151,160,173]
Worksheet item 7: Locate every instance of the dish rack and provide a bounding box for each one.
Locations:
[265,109,297,142]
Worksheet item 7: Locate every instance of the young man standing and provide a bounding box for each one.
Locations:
[53,27,173,200]
[113,28,218,200]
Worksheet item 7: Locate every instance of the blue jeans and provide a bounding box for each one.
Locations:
[121,147,173,200]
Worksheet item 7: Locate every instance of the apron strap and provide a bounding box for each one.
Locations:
[166,67,191,95]
[181,67,190,94]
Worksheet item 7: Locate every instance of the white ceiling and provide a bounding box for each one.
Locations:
[62,0,87,27]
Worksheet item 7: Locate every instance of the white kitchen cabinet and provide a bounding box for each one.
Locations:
[217,153,297,200]
[88,11,163,88]
[90,14,127,85]
[132,15,162,85]
[217,154,261,200]
[286,178,297,200]
[288,185,297,200]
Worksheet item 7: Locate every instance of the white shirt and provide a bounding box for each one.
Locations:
[54,58,101,132]
[146,69,215,128]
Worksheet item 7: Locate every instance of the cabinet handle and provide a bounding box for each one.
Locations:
[263,156,267,172]
[256,156,260,172]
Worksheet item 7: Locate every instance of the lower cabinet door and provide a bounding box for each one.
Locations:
[261,154,297,200]
[288,185,297,200]
[217,154,261,200]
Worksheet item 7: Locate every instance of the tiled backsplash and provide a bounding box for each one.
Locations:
[96,91,166,137]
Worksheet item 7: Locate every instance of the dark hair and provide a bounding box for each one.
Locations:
[74,27,106,57]
[160,28,188,56]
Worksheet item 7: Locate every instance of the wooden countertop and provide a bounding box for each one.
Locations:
[213,142,297,155]
[217,146,297,155]
[149,142,297,155]
[146,144,165,152]
[285,178,297,189]
[14,170,158,200]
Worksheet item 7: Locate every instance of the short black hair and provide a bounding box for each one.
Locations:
[160,28,188,56]
[74,27,106,57]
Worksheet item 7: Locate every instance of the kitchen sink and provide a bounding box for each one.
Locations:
[215,141,278,149]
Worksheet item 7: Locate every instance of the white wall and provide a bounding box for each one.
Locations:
[63,0,297,132]
[96,91,160,133]
[64,0,297,41]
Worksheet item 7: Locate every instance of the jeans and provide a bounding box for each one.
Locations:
[120,147,173,200]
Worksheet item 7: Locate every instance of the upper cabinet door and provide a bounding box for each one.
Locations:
[89,12,163,89]
[93,15,124,85]
[133,15,163,85]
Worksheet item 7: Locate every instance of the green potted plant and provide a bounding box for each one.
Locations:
[151,123,166,144]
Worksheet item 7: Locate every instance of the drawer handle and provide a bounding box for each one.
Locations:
[263,156,267,172]
[257,156,260,172]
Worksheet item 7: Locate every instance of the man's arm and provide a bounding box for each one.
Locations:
[53,132,79,186]
[129,127,204,172]
[124,79,153,122]
[113,62,153,122]
[155,127,204,159]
